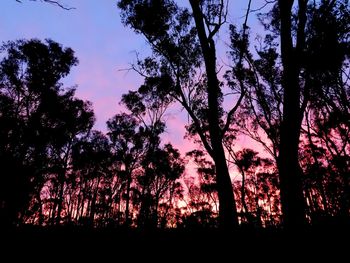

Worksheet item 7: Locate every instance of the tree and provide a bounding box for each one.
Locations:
[300,0,350,221]
[71,131,113,226]
[137,143,185,228]
[107,80,185,228]
[0,39,94,226]
[107,113,144,226]
[118,0,247,229]
[233,0,309,228]
[275,0,308,229]
[274,0,350,228]
[186,149,219,213]
[45,88,94,225]
[182,149,219,228]
[233,0,350,227]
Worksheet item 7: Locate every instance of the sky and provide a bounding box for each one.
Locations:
[1,0,146,131]
[0,0,269,162]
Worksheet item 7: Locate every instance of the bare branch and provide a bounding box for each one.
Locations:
[16,0,75,10]
[172,82,214,157]
[207,0,228,40]
[222,90,245,136]
[222,0,251,137]
[250,0,277,13]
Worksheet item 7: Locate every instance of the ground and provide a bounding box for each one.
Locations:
[1,225,349,260]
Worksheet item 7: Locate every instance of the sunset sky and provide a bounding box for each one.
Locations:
[1,1,346,232]
[1,0,267,158]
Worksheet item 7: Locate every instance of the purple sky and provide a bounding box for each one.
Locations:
[0,0,269,162]
[1,0,147,131]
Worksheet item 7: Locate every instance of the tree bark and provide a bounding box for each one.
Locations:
[55,175,65,225]
[240,169,249,220]
[37,191,44,226]
[214,153,239,228]
[124,172,132,227]
[190,0,239,229]
[277,0,306,228]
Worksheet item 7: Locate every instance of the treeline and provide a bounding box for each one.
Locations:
[0,39,184,228]
[116,0,350,228]
[1,0,350,229]
[0,39,277,228]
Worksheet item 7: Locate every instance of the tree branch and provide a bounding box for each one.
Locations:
[207,0,228,40]
[222,90,245,136]
[249,0,277,13]
[16,0,75,10]
[172,82,214,157]
[222,0,251,137]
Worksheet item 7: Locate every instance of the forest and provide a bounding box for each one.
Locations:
[1,0,350,241]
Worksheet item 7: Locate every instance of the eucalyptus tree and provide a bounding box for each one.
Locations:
[0,39,94,226]
[117,0,248,229]
[231,0,350,227]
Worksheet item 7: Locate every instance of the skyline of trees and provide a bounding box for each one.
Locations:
[1,0,350,230]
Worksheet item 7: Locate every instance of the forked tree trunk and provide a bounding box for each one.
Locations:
[278,0,306,228]
[190,0,239,229]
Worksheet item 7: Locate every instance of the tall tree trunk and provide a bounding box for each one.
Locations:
[50,186,58,225]
[239,168,249,220]
[55,144,71,226]
[124,173,132,227]
[214,154,239,228]
[278,0,306,228]
[89,178,101,226]
[36,191,44,226]
[56,175,65,225]
[190,0,239,229]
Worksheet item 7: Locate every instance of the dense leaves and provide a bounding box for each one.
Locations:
[0,39,94,225]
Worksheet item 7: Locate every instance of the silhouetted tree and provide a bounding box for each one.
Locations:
[107,113,144,226]
[138,143,184,228]
[232,0,309,228]
[186,149,219,214]
[182,175,218,229]
[118,0,248,229]
[46,90,94,225]
[4,0,350,231]
[305,0,350,220]
[107,83,185,228]
[70,131,113,226]
[0,39,94,226]
[275,0,308,229]
[231,149,279,226]
[228,0,350,228]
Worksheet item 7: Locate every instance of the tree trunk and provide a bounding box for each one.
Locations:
[36,191,44,226]
[214,153,239,228]
[89,178,101,226]
[239,168,249,220]
[56,176,64,225]
[50,186,58,225]
[190,0,239,229]
[278,0,306,228]
[124,173,132,227]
